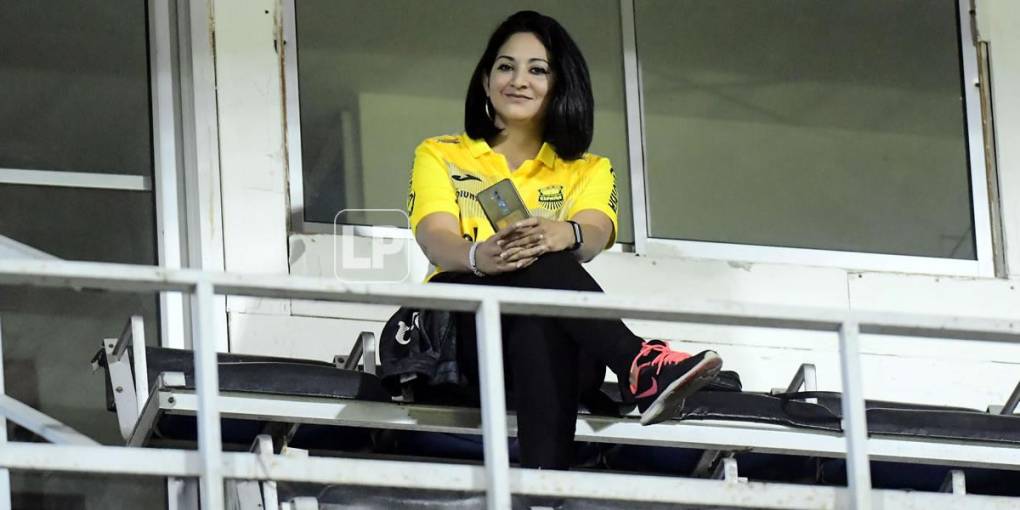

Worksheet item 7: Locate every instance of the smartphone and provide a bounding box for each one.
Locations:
[477,178,531,232]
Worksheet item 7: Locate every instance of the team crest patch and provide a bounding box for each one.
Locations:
[538,185,564,211]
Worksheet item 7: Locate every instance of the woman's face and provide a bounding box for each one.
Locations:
[484,32,554,129]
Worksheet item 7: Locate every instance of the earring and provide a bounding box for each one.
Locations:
[484,98,493,121]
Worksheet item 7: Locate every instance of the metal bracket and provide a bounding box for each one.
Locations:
[693,451,747,484]
[692,449,723,478]
[253,434,280,510]
[281,445,308,459]
[987,379,1019,415]
[361,331,377,375]
[125,316,149,415]
[102,315,149,441]
[334,331,377,375]
[227,480,264,510]
[939,469,966,495]
[772,363,817,404]
[226,418,305,504]
[336,332,377,373]
[104,337,139,440]
[161,371,187,389]
[228,434,295,510]
[128,383,165,447]
[257,421,301,454]
[712,457,748,484]
[335,335,362,370]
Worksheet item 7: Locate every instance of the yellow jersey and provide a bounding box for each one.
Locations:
[408,133,618,278]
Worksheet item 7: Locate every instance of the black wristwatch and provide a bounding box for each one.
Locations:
[566,220,583,251]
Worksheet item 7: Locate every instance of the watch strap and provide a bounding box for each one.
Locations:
[566,220,583,251]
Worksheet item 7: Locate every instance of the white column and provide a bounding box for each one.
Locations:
[475,299,511,509]
[0,316,11,510]
[838,319,872,510]
[978,0,1020,276]
[194,280,224,509]
[620,0,650,254]
[178,0,229,351]
[148,0,188,349]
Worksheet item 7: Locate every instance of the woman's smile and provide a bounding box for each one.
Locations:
[504,92,532,101]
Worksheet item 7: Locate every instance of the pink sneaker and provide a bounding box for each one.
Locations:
[630,340,722,425]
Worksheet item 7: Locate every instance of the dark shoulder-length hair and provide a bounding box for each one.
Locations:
[464,10,594,160]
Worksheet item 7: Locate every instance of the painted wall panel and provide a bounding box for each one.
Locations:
[213,0,291,318]
[230,311,384,364]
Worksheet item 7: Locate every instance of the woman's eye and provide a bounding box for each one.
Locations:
[530,67,549,75]
[496,63,513,72]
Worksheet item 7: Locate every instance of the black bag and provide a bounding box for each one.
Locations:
[378,307,461,395]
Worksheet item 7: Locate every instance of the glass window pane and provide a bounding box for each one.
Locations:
[0,1,152,175]
[9,472,168,509]
[0,185,156,264]
[636,0,974,259]
[297,1,633,243]
[0,185,159,447]
[2,287,160,445]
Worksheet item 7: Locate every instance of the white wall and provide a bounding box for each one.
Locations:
[210,1,1020,411]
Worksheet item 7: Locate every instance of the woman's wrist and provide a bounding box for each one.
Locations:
[468,242,486,276]
[564,220,583,251]
[555,220,577,252]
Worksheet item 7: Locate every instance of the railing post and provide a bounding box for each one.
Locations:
[194,279,224,509]
[838,318,872,509]
[475,299,511,509]
[0,316,11,510]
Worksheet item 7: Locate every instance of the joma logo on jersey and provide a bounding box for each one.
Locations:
[538,185,564,210]
[451,173,482,183]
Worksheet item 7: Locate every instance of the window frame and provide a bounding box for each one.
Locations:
[284,0,998,278]
[0,0,187,348]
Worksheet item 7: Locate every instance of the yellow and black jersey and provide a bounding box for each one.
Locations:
[408,133,618,279]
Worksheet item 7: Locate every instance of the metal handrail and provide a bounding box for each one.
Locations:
[1,259,1019,509]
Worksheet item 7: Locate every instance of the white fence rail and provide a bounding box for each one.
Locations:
[1,259,1019,509]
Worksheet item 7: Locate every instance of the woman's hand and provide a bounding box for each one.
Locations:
[474,223,539,274]
[499,218,573,263]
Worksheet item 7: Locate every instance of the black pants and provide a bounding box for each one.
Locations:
[429,251,644,469]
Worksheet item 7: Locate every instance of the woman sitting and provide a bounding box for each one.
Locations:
[407,10,722,470]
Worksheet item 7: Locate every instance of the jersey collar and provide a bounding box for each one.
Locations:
[535,142,556,169]
[464,133,557,170]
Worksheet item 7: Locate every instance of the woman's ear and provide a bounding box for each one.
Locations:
[481,73,490,97]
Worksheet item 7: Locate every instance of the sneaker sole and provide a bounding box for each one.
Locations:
[639,351,722,426]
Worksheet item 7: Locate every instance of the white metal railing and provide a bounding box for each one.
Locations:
[0,316,10,510]
[1,259,1019,509]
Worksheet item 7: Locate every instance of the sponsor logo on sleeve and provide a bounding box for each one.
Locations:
[608,168,619,213]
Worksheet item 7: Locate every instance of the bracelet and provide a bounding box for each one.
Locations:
[468,243,486,277]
